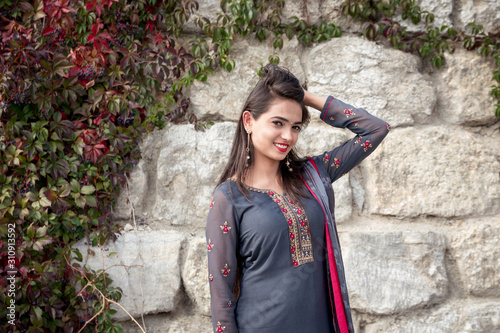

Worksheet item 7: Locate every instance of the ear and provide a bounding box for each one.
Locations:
[242,111,254,132]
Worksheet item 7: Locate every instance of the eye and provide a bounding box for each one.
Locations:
[272,121,283,126]
[293,126,302,132]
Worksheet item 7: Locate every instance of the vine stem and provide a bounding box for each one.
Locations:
[63,253,147,332]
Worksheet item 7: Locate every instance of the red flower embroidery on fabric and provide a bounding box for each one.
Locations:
[290,232,295,239]
[353,121,359,126]
[288,219,293,225]
[276,199,280,203]
[210,199,214,209]
[282,208,288,213]
[220,221,232,234]
[289,199,295,205]
[291,246,295,253]
[300,220,306,226]
[306,230,310,234]
[354,136,362,144]
[209,273,214,282]
[344,109,356,118]
[216,322,226,332]
[292,260,298,267]
[386,124,391,131]
[362,140,372,152]
[228,301,232,307]
[323,154,330,164]
[207,239,214,252]
[221,264,231,277]
[297,209,302,214]
[331,157,340,168]
[268,191,274,196]
[328,116,335,121]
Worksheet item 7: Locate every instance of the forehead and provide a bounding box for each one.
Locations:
[262,99,302,122]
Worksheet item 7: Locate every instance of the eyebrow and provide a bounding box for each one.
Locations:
[271,116,303,125]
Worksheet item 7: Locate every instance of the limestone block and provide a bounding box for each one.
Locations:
[295,123,353,223]
[282,0,321,24]
[152,122,235,226]
[304,35,436,128]
[398,0,453,32]
[340,231,448,315]
[185,37,305,121]
[181,236,211,316]
[458,0,500,32]
[434,48,498,126]
[182,0,221,33]
[362,127,500,218]
[365,301,500,333]
[320,1,364,33]
[114,162,148,220]
[163,314,212,333]
[74,230,185,320]
[122,313,212,333]
[451,221,500,297]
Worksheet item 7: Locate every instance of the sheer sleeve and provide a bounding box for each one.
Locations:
[312,96,390,183]
[206,185,239,333]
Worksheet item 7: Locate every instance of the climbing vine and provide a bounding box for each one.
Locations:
[0,0,498,332]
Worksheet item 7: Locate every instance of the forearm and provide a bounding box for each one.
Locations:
[303,89,327,111]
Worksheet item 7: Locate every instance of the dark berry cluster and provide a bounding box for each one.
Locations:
[12,178,33,196]
[123,158,139,168]
[80,175,90,186]
[117,22,143,35]
[103,198,115,212]
[116,112,135,126]
[40,108,50,118]
[11,88,31,105]
[78,65,104,80]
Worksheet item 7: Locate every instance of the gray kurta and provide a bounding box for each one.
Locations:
[206,96,390,333]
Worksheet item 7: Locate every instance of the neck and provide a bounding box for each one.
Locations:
[246,155,282,189]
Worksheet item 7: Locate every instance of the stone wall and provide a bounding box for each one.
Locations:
[75,1,500,332]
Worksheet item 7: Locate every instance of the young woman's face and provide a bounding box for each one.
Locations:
[245,98,303,167]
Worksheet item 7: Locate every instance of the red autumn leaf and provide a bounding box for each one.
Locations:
[42,27,55,36]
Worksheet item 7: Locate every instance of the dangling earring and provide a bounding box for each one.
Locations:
[246,130,251,167]
[286,155,293,172]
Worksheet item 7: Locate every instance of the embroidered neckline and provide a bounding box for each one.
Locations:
[229,179,285,196]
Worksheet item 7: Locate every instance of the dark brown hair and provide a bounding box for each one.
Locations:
[216,63,311,202]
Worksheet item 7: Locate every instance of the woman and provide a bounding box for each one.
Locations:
[206,64,390,333]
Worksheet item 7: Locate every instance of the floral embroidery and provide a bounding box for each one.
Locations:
[344,108,356,118]
[386,124,391,131]
[210,198,214,209]
[323,154,330,165]
[362,140,372,152]
[216,322,226,332]
[353,121,359,126]
[207,239,214,252]
[328,116,335,121]
[228,301,232,307]
[209,273,214,282]
[331,157,340,169]
[221,264,231,277]
[266,191,314,267]
[354,136,362,145]
[220,221,232,234]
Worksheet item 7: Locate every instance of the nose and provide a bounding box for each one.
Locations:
[281,127,293,142]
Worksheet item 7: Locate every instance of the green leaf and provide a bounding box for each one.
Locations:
[81,185,95,195]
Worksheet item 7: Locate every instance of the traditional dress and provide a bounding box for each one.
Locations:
[206,96,390,333]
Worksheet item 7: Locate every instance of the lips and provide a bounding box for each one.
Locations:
[274,143,289,152]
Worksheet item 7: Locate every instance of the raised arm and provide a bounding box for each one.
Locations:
[206,186,239,333]
[305,91,390,182]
